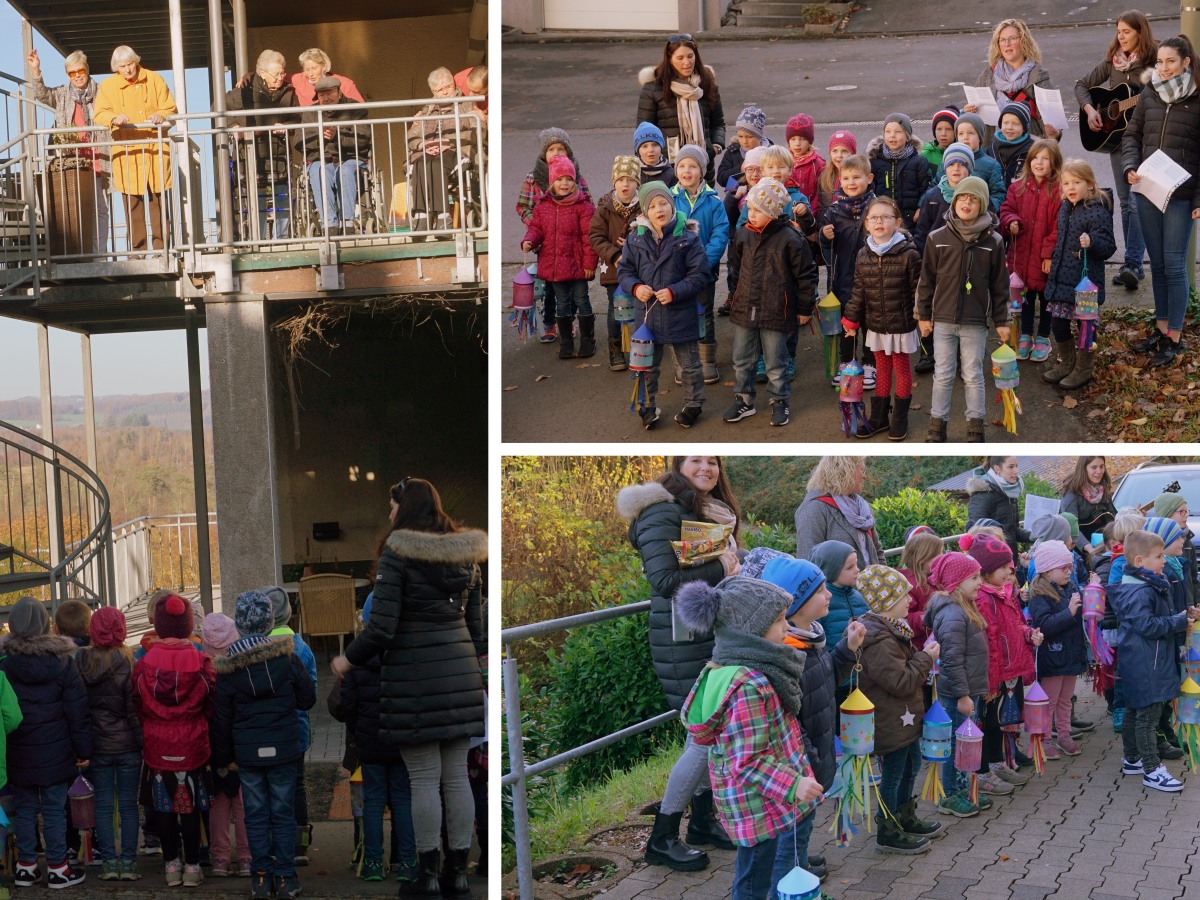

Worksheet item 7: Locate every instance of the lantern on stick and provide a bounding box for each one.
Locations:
[1074,256,1100,350]
[1176,676,1200,771]
[919,687,953,804]
[1023,679,1051,774]
[350,766,364,871]
[68,773,95,865]
[509,264,537,341]
[991,344,1021,435]
[817,293,842,381]
[834,681,883,845]
[1008,272,1024,351]
[1082,582,1114,674]
[838,360,867,438]
[997,681,1023,769]
[612,288,636,354]
[954,718,983,806]
[628,313,657,416]
[776,865,821,900]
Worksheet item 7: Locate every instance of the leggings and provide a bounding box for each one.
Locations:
[157,810,202,866]
[872,350,912,399]
[660,734,710,815]
[1051,315,1075,343]
[1020,290,1051,337]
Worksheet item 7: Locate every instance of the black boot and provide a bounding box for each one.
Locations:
[685,791,735,850]
[966,417,986,443]
[875,814,930,855]
[608,336,627,371]
[896,799,945,838]
[889,396,911,441]
[577,315,597,358]
[440,848,471,898]
[644,810,708,871]
[557,317,575,359]
[400,849,441,897]
[856,396,890,439]
[1070,696,1095,732]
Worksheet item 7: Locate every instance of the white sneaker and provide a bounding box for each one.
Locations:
[1142,765,1183,792]
[862,364,877,390]
[1122,757,1144,775]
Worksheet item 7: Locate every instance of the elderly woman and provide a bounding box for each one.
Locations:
[292,48,363,107]
[27,48,111,254]
[93,46,176,252]
[794,456,885,566]
[966,19,1061,140]
[407,67,478,232]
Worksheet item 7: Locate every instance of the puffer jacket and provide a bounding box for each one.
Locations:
[975,62,1056,137]
[1059,490,1117,544]
[617,212,710,345]
[331,657,401,765]
[636,66,726,183]
[716,141,748,192]
[1110,567,1189,708]
[783,624,856,790]
[920,140,945,178]
[867,136,931,228]
[523,191,597,283]
[1121,82,1200,210]
[672,183,729,273]
[133,637,215,771]
[268,627,317,751]
[924,592,989,700]
[1043,195,1116,306]
[856,613,933,756]
[819,192,874,303]
[727,217,817,333]
[818,583,869,655]
[76,648,143,758]
[1029,582,1087,678]
[915,212,1009,328]
[589,192,640,287]
[0,633,91,786]
[998,176,1061,291]
[343,528,486,745]
[843,236,922,335]
[965,470,1031,560]
[617,482,729,711]
[985,134,1033,188]
[976,581,1036,691]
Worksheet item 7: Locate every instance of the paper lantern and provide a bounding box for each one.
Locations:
[1074,262,1100,350]
[1008,272,1025,351]
[991,344,1022,435]
[1023,680,1051,774]
[509,266,537,341]
[697,300,707,340]
[1081,583,1113,668]
[1186,646,1200,681]
[954,718,983,805]
[838,361,867,438]
[997,683,1023,768]
[628,321,656,416]
[818,292,842,381]
[834,687,882,845]
[776,866,821,900]
[1178,677,1200,772]
[68,774,95,864]
[612,288,635,324]
[919,698,953,804]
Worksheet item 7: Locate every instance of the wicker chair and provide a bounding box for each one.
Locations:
[297,573,357,656]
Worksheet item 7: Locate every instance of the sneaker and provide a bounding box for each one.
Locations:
[1159,742,1185,761]
[1122,757,1144,775]
[723,397,756,422]
[394,861,420,884]
[862,364,877,390]
[539,325,557,344]
[674,406,702,428]
[994,765,1031,786]
[1115,265,1140,289]
[755,355,767,383]
[360,860,385,882]
[182,864,202,888]
[139,835,162,856]
[977,794,993,810]
[1143,764,1184,792]
[978,771,1014,795]
[46,864,84,890]
[1113,708,1125,732]
[237,863,253,878]
[1016,334,1033,360]
[1057,739,1082,757]
[1042,742,1061,761]
[119,860,141,881]
[640,407,660,430]
[275,874,302,899]
[251,873,273,899]
[1030,336,1052,362]
[100,860,121,881]
[13,862,39,888]
[165,859,183,887]
[211,859,230,878]
[936,791,979,818]
[769,399,789,426]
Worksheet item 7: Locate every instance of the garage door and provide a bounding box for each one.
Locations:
[543,0,677,31]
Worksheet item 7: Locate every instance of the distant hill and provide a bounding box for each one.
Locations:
[0,392,209,431]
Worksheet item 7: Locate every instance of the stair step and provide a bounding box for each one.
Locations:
[732,14,809,25]
[0,571,51,595]
[43,258,180,285]
[735,1,813,12]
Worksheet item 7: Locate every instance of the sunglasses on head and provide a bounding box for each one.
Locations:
[667,33,693,43]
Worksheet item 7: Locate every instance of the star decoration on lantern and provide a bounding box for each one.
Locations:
[901,707,915,727]
[597,261,608,275]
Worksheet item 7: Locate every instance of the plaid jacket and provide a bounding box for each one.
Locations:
[516,171,592,225]
[683,665,820,846]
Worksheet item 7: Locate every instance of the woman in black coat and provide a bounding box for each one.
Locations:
[636,35,725,184]
[1059,456,1118,545]
[333,479,487,898]
[966,456,1032,562]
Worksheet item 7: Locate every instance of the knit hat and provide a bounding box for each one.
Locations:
[999,100,1032,135]
[743,146,767,170]
[234,590,274,637]
[612,155,641,184]
[539,126,573,158]
[1030,513,1071,545]
[884,112,914,139]
[89,606,127,649]
[742,546,791,580]
[810,540,857,585]
[952,175,990,210]
[1152,493,1188,519]
[8,596,48,638]
[638,180,673,212]
[633,121,666,153]
[746,177,789,219]
[941,142,976,174]
[548,156,576,184]
[856,565,912,614]
[262,586,291,629]
[736,105,768,143]
[201,612,239,656]
[928,552,981,593]
[973,517,1004,530]
[674,575,791,639]
[154,592,194,640]
[1145,517,1186,551]
[1032,540,1073,574]
[956,113,986,145]
[960,532,1013,575]
[674,143,709,172]
[932,105,960,135]
[760,558,828,618]
[786,113,815,144]
[829,130,857,154]
[904,525,936,542]
[1059,512,1082,543]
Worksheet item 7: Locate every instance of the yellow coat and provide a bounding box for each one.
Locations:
[93,68,177,194]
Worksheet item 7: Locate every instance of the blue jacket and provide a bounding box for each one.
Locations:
[817,583,869,653]
[819,192,874,304]
[672,184,729,273]
[913,184,952,255]
[867,136,931,229]
[936,150,1005,211]
[617,212,710,345]
[1029,582,1087,678]
[271,627,318,752]
[1043,195,1116,306]
[1110,568,1189,708]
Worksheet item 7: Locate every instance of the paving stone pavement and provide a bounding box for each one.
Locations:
[611,691,1200,899]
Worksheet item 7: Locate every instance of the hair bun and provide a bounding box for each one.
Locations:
[165,595,187,616]
[958,534,975,551]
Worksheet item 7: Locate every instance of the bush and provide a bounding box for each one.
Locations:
[1019,474,1059,522]
[872,487,969,552]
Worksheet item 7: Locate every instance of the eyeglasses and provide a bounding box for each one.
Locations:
[866,215,896,223]
[667,33,693,43]
[997,36,1022,45]
[67,69,87,77]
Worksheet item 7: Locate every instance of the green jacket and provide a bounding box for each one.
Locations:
[0,670,24,789]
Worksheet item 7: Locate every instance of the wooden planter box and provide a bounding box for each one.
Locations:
[45,164,98,257]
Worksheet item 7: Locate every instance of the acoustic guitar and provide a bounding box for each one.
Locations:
[1079,82,1142,153]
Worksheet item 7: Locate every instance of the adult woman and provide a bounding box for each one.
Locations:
[1075,11,1156,290]
[636,35,725,184]
[1060,457,1118,545]
[292,48,364,107]
[616,456,741,872]
[92,46,176,252]
[408,67,479,232]
[331,479,486,897]
[966,20,1061,140]
[966,456,1032,562]
[794,457,884,566]
[1121,34,1200,367]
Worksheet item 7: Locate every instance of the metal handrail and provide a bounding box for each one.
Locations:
[111,511,218,600]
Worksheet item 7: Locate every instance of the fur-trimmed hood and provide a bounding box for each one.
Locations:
[617,482,675,523]
[638,64,717,87]
[384,528,488,565]
[214,635,293,674]
[867,135,924,159]
[0,632,77,659]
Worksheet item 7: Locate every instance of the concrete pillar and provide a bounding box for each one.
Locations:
[205,299,281,605]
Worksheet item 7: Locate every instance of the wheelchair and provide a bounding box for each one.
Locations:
[293,156,385,238]
[407,151,482,233]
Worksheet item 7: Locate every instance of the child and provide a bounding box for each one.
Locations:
[1109,530,1199,792]
[720,146,767,312]
[1144,517,1190,760]
[786,113,826,221]
[820,153,876,386]
[1,595,88,889]
[868,112,930,230]
[0,623,21,898]
[740,146,817,235]
[986,101,1035,189]
[53,599,91,648]
[521,156,598,360]
[951,114,1006,211]
[617,181,710,430]
[998,138,1062,362]
[817,130,856,220]
[723,178,817,428]
[811,540,868,709]
[1041,158,1116,390]
[634,121,677,189]
[920,106,959,177]
[212,591,316,900]
[917,175,1010,443]
[676,577,825,900]
[899,527,945,649]
[923,552,989,817]
[855,565,942,853]
[717,106,769,194]
[590,156,642,372]
[77,607,143,882]
[914,142,975,255]
[843,196,922,440]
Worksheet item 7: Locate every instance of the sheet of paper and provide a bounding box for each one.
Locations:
[963,85,1001,126]
[1034,85,1069,133]
[1024,493,1060,531]
[1132,149,1191,212]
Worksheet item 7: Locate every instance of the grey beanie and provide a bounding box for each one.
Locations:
[1030,513,1072,544]
[8,595,48,638]
[956,112,986,145]
[674,143,709,172]
[261,586,291,629]
[884,112,914,139]
[735,105,768,142]
[674,575,791,639]
[234,590,274,637]
[539,126,572,158]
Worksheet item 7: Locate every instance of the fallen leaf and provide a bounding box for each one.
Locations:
[1087,409,1106,419]
[1129,417,1148,426]
[1063,396,1078,409]
[999,855,1010,862]
[503,386,519,392]
[576,363,590,369]
[535,375,550,382]
[1175,409,1187,422]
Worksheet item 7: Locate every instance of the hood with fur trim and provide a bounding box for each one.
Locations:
[866,135,924,159]
[384,528,488,565]
[638,64,717,87]
[617,482,675,523]
[964,473,992,495]
[0,632,78,659]
[213,635,294,675]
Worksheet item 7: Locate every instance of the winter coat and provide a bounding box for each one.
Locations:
[843,236,922,335]
[406,95,477,165]
[727,217,817,332]
[332,657,402,765]
[913,185,952,256]
[682,666,818,846]
[617,212,710,344]
[1121,82,1200,211]
[212,636,316,769]
[1073,58,1154,127]
[342,528,486,746]
[0,633,89,786]
[617,482,729,711]
[794,490,885,566]
[516,163,593,226]
[296,97,371,164]
[672,183,729,272]
[269,627,318,752]
[937,151,1006,211]
[975,62,1056,138]
[924,592,989,700]
[589,192,639,286]
[92,66,177,194]
[867,137,931,228]
[790,152,826,221]
[1110,569,1189,708]
[1029,583,1087,678]
[819,194,873,303]
[1043,196,1116,306]
[225,74,300,180]
[916,212,1010,328]
[898,568,934,649]
[817,584,869,655]
[29,75,111,175]
[998,176,1061,292]
[966,471,1031,560]
[920,140,945,178]
[717,142,749,192]
[856,613,933,756]
[523,192,597,283]
[784,627,855,790]
[1059,490,1117,544]
[976,582,1036,690]
[76,649,143,759]
[985,134,1033,189]
[133,637,214,771]
[636,66,726,183]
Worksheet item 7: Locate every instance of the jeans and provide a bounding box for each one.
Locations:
[209,789,249,867]
[767,812,814,900]
[699,278,717,345]
[647,342,704,410]
[1137,194,1192,333]
[1108,150,1146,271]
[732,325,791,403]
[605,284,622,340]
[878,741,921,813]
[399,738,474,852]
[938,694,983,796]
[931,323,988,421]
[659,734,709,815]
[307,159,366,227]
[13,782,68,865]
[545,279,591,318]
[733,837,779,900]
[1122,702,1164,771]
[91,751,142,864]
[239,764,298,879]
[362,763,415,867]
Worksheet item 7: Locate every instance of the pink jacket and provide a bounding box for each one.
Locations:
[976,582,1037,691]
[899,568,933,650]
[133,638,215,771]
[998,176,1060,292]
[523,192,597,283]
[790,151,826,222]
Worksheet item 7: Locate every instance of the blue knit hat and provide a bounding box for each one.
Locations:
[234,590,274,636]
[634,121,666,154]
[941,142,975,174]
[999,100,1032,136]
[760,558,827,618]
[1145,517,1185,551]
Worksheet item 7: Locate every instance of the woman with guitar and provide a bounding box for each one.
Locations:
[1075,11,1157,292]
[964,19,1060,141]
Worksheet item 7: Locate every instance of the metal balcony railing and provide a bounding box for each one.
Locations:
[110,511,219,603]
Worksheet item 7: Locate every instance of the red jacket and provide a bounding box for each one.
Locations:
[133,638,215,771]
[976,581,1037,691]
[998,176,1060,292]
[898,568,933,650]
[523,192,598,283]
[790,152,826,222]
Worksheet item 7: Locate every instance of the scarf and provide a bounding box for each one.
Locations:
[1081,482,1105,505]
[1165,554,1185,582]
[550,186,580,205]
[712,627,806,716]
[992,59,1036,94]
[1124,564,1171,594]
[611,192,640,221]
[785,620,827,654]
[831,189,873,219]
[68,79,98,121]
[670,75,707,148]
[1153,69,1195,105]
[1111,50,1139,73]
[881,141,916,161]
[937,174,957,202]
[703,496,739,551]
[984,467,1025,499]
[831,494,876,565]
[864,610,914,642]
[867,231,905,256]
[947,210,994,243]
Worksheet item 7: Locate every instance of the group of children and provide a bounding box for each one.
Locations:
[514,100,1118,440]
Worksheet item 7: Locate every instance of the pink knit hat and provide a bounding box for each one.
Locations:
[829,130,857,154]
[928,552,981,593]
[960,532,1013,576]
[1032,540,1073,574]
[201,612,238,657]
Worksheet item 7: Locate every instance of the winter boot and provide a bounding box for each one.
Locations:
[875,814,930,855]
[856,396,890,439]
[1042,340,1076,383]
[644,810,708,871]
[685,791,735,849]
[889,396,911,441]
[1058,348,1094,390]
[556,317,575,359]
[896,799,945,838]
[699,342,720,384]
[925,417,947,443]
[608,336,627,371]
[400,850,441,897]
[966,417,986,442]
[1130,329,1163,353]
[440,848,472,899]
[576,315,597,358]
[1071,696,1095,732]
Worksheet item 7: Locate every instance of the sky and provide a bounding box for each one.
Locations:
[0,3,212,401]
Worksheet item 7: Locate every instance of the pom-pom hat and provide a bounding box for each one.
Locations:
[674,576,791,639]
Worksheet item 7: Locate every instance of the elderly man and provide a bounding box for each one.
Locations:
[407,67,478,233]
[295,76,370,236]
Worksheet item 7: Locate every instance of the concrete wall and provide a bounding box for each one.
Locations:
[504,0,707,32]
